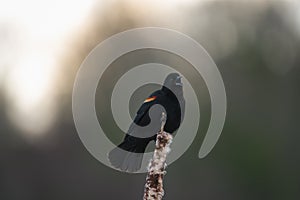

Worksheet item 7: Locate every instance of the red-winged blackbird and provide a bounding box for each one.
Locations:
[108,73,185,172]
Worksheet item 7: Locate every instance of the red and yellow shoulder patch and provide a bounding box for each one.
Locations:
[143,96,157,103]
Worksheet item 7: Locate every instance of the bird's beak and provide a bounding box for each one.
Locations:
[175,75,183,86]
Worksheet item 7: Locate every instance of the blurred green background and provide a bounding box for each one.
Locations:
[0,0,300,199]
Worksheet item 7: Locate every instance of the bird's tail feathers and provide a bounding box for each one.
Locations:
[108,136,151,172]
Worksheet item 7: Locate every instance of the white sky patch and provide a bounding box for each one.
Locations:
[5,55,57,135]
[0,0,98,136]
[126,0,201,15]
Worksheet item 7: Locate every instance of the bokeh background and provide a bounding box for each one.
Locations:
[1,0,300,199]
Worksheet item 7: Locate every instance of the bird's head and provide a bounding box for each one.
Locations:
[162,73,183,95]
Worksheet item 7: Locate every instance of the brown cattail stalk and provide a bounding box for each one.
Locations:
[143,112,173,200]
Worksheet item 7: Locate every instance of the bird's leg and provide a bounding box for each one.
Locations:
[160,112,166,132]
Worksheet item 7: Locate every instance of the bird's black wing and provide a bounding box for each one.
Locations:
[126,90,163,139]
[108,90,164,172]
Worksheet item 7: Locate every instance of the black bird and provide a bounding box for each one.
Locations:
[108,73,185,172]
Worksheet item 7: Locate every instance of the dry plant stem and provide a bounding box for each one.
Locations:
[143,112,173,200]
